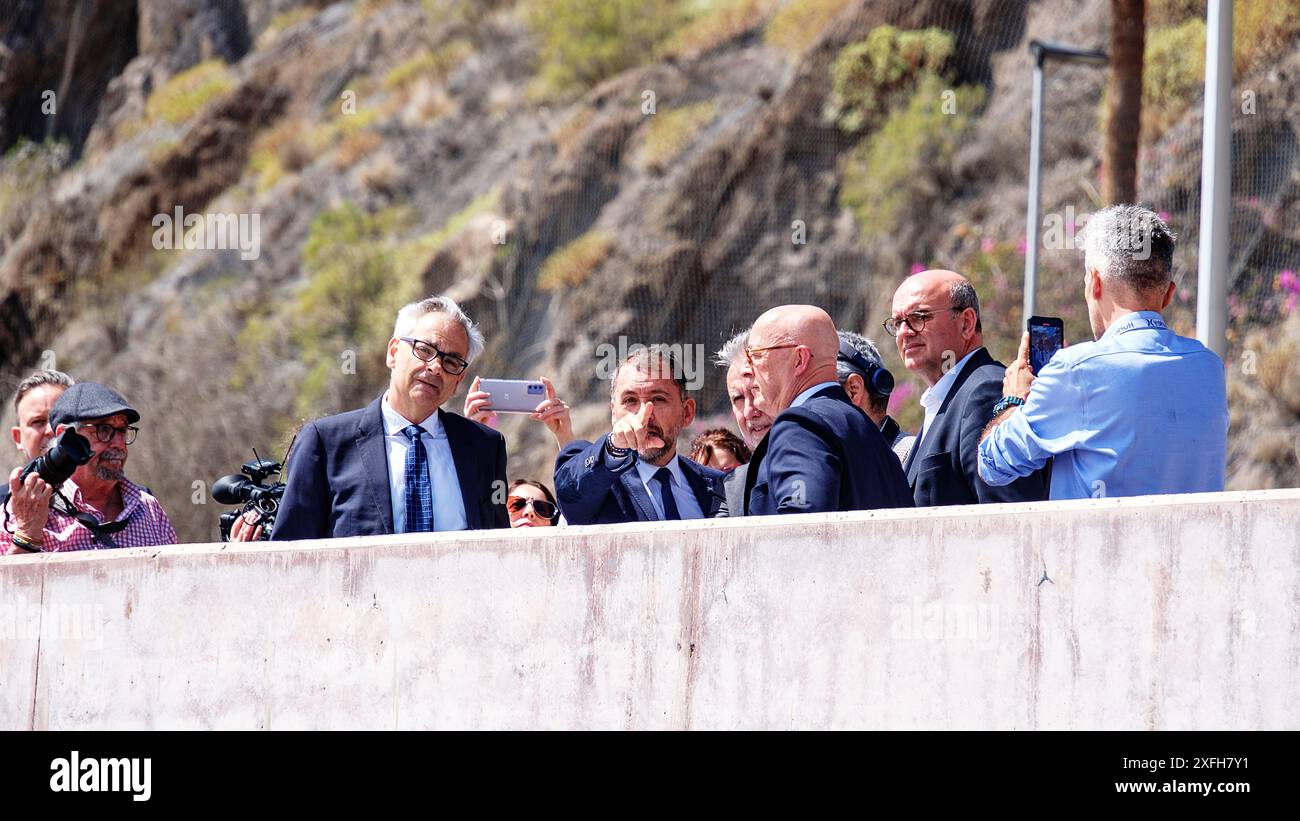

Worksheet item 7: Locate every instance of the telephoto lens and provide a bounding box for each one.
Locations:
[19,428,94,488]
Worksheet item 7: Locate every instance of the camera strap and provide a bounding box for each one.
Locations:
[51,489,129,548]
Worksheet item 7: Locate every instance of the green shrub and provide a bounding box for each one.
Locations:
[146,60,235,125]
[538,230,615,290]
[839,77,984,240]
[825,25,955,132]
[289,203,419,415]
[1142,19,1205,139]
[639,101,717,172]
[524,0,687,97]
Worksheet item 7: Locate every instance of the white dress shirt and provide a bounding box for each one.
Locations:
[381,398,468,532]
[634,455,705,520]
[917,348,983,447]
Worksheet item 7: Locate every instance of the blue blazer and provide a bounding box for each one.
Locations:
[903,347,1050,507]
[745,384,914,515]
[272,396,508,540]
[554,437,726,524]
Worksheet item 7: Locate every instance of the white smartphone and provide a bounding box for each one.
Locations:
[477,379,547,413]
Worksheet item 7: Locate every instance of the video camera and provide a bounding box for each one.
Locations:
[215,456,285,542]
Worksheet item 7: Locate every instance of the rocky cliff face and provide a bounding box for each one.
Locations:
[2,0,1297,542]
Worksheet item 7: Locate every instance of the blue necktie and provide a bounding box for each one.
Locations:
[402,425,434,532]
[653,467,681,521]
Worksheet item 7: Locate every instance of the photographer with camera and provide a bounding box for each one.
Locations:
[2,383,176,554]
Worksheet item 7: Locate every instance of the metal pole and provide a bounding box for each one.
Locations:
[1197,0,1231,358]
[1024,52,1045,322]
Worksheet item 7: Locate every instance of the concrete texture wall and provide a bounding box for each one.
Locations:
[2,489,1298,730]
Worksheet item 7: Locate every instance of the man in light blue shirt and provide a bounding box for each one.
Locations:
[978,205,1228,499]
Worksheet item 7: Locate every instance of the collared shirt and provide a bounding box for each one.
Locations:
[978,311,1228,499]
[634,455,705,520]
[790,381,841,409]
[381,398,468,532]
[917,347,983,446]
[2,477,176,553]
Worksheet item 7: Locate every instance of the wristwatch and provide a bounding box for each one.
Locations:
[992,395,1026,417]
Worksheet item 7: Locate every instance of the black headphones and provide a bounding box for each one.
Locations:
[837,339,895,398]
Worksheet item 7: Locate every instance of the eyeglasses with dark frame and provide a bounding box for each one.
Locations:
[882,306,965,337]
[400,336,469,375]
[507,496,557,519]
[77,423,139,445]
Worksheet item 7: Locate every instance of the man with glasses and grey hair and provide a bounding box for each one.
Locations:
[270,295,508,540]
[888,270,1049,506]
[978,206,1227,498]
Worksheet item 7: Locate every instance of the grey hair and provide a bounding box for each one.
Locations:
[949,279,982,334]
[12,370,75,415]
[610,343,689,400]
[393,295,486,363]
[1078,204,1176,293]
[836,331,889,413]
[713,329,750,368]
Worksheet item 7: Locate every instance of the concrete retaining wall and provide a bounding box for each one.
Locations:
[2,489,1298,729]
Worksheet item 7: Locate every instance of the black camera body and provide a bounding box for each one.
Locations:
[215,458,285,542]
[20,428,94,488]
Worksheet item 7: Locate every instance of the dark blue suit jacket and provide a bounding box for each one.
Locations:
[271,396,508,540]
[903,347,1050,507]
[554,437,725,524]
[745,383,913,515]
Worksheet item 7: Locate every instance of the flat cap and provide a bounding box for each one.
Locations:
[50,382,141,427]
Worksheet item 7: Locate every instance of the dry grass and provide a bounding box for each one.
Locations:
[663,0,778,58]
[334,130,383,170]
[638,101,717,173]
[763,0,855,54]
[538,230,615,290]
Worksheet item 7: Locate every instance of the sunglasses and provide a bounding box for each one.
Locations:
[507,496,556,519]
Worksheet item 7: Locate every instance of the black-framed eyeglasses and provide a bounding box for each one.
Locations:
[882,306,964,337]
[400,336,469,375]
[78,423,139,445]
[507,496,557,519]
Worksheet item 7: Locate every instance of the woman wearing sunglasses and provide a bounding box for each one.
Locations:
[506,479,560,527]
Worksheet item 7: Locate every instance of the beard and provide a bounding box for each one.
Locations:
[94,448,127,481]
[638,426,675,463]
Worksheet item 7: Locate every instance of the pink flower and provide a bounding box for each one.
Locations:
[980,237,995,253]
[1016,238,1027,257]
[1280,270,1298,293]
[1158,211,1170,222]
[887,382,915,415]
[910,263,926,275]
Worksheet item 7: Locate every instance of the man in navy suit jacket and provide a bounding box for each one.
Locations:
[889,270,1049,506]
[554,345,724,524]
[742,306,913,515]
[267,296,508,541]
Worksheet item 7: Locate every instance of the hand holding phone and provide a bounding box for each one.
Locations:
[475,378,548,413]
[1027,315,1064,375]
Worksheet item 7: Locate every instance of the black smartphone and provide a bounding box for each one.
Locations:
[1027,315,1064,375]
